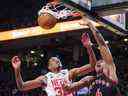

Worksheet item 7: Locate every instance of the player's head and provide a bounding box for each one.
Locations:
[95,59,105,73]
[48,57,62,72]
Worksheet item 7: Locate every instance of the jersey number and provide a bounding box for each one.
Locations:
[55,87,63,96]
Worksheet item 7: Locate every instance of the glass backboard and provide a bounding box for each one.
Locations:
[69,0,128,10]
[104,14,126,30]
[64,0,128,31]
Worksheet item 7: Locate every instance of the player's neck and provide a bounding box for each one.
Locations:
[52,67,61,73]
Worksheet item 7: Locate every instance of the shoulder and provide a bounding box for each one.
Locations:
[45,72,55,79]
[60,69,69,75]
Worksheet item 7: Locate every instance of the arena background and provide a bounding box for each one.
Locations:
[0,0,128,95]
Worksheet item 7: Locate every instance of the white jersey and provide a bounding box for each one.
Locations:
[44,69,74,96]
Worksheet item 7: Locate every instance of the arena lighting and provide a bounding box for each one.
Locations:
[124,38,128,42]
[105,41,109,44]
[30,50,35,54]
[40,54,44,58]
[124,8,128,11]
[124,47,127,51]
[34,62,38,66]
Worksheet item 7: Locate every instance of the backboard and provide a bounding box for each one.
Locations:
[69,0,128,11]
[64,0,128,33]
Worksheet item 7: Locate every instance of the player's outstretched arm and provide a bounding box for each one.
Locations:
[63,76,95,92]
[69,33,97,80]
[12,56,46,91]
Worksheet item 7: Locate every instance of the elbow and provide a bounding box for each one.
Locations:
[18,88,24,91]
[18,86,28,92]
[17,86,24,91]
[17,83,26,91]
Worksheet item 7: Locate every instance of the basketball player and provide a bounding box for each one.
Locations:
[11,30,97,96]
[63,18,121,96]
[87,20,122,96]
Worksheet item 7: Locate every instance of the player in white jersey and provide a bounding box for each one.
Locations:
[11,1,97,95]
[11,34,96,96]
[63,18,121,96]
[44,68,72,96]
[11,38,96,96]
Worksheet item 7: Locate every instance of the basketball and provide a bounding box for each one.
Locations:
[38,13,58,29]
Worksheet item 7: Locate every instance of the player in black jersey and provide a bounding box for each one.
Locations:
[63,17,122,96]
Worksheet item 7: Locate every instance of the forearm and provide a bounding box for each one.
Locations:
[88,22,106,47]
[88,22,114,64]
[66,79,89,92]
[86,45,97,68]
[14,68,24,90]
[67,76,94,92]
[78,64,94,77]
[14,69,45,91]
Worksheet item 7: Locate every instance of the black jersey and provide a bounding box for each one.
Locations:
[88,74,120,96]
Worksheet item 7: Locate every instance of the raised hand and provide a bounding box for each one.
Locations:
[81,33,92,47]
[11,56,21,70]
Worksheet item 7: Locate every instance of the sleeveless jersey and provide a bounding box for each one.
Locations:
[44,69,74,96]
